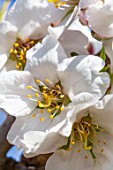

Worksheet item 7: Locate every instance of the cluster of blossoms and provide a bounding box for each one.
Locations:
[1,0,113,169]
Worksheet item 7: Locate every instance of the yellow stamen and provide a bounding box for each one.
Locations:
[43,86,47,90]
[50,115,54,119]
[45,78,50,83]
[16,65,19,69]
[60,106,64,111]
[47,109,52,113]
[21,51,24,55]
[40,110,44,114]
[35,93,39,98]
[27,94,32,98]
[30,41,35,45]
[40,117,45,122]
[14,50,18,54]
[71,140,75,145]
[18,63,22,66]
[32,114,37,118]
[36,79,40,83]
[27,86,32,89]
[14,43,19,47]
[55,106,59,109]
[60,95,64,99]
[10,49,14,53]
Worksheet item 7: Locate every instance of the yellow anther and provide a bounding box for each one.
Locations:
[20,55,24,60]
[14,50,18,54]
[26,38,30,42]
[27,45,30,49]
[71,140,75,145]
[39,102,44,107]
[16,64,19,69]
[14,43,19,47]
[50,91,53,95]
[10,49,14,53]
[60,106,64,111]
[47,109,52,113]
[40,117,45,122]
[18,62,22,66]
[43,93,48,99]
[50,115,54,119]
[77,150,81,153]
[27,86,32,89]
[56,85,60,89]
[84,155,88,159]
[60,95,64,99]
[24,48,27,52]
[45,78,50,83]
[36,79,40,83]
[37,100,41,104]
[98,140,100,143]
[40,110,44,114]
[30,40,35,44]
[27,94,32,98]
[21,51,24,55]
[55,106,59,109]
[35,93,39,98]
[48,0,60,2]
[43,86,47,90]
[32,114,36,117]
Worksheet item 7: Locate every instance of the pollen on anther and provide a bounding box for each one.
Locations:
[32,114,37,118]
[77,150,81,153]
[27,94,32,98]
[56,106,59,109]
[43,86,47,90]
[101,149,104,153]
[60,106,64,111]
[50,115,54,119]
[71,140,75,145]
[14,43,19,47]
[36,79,40,83]
[45,78,50,83]
[10,49,14,53]
[47,109,52,113]
[40,117,45,122]
[35,93,39,98]
[27,86,32,89]
[84,155,88,159]
[40,110,44,114]
[60,95,64,99]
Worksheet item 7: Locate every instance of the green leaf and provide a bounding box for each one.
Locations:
[100,46,106,61]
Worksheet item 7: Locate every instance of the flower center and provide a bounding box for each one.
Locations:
[71,115,105,151]
[61,114,106,159]
[9,38,39,70]
[27,79,71,120]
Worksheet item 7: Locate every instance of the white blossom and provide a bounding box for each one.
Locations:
[46,94,113,170]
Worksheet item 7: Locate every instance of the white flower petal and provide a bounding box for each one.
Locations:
[90,94,113,136]
[6,0,51,39]
[87,2,113,37]
[25,35,67,83]
[0,71,37,116]
[94,133,113,170]
[0,21,17,53]
[21,131,66,157]
[46,142,94,170]
[58,55,110,100]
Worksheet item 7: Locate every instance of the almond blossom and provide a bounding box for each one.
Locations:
[45,94,113,170]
